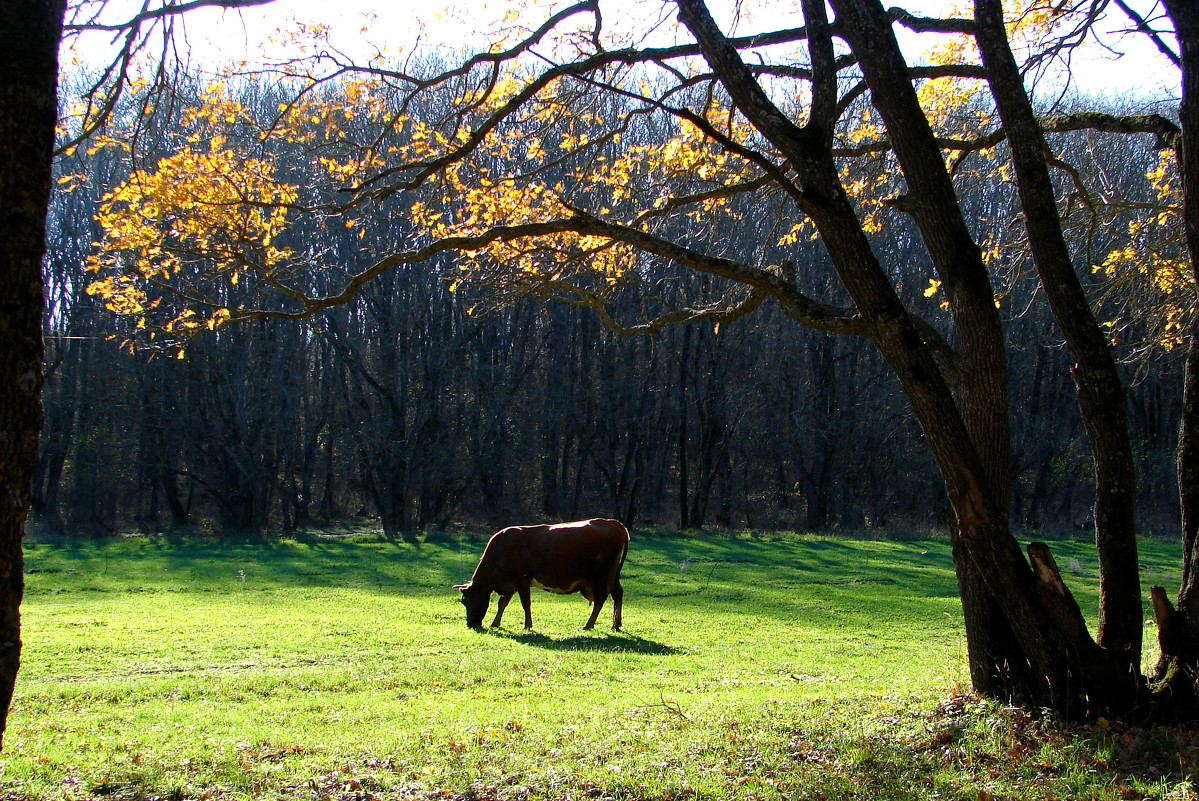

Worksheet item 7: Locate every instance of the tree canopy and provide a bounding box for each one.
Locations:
[77,2,1184,345]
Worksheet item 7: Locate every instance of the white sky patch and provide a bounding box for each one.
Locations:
[61,0,1178,101]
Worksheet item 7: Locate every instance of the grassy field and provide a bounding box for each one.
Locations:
[3,530,1195,800]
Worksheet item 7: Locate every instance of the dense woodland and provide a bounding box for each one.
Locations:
[34,74,1183,540]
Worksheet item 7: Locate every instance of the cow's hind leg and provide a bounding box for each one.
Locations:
[491,594,512,628]
[611,578,623,630]
[584,588,608,630]
[519,586,534,629]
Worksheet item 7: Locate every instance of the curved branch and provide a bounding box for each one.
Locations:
[225,209,866,339]
[559,206,866,336]
[547,280,771,337]
[887,7,976,35]
[1044,111,1181,151]
[834,110,1181,159]
[63,0,276,32]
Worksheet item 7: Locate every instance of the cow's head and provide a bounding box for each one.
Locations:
[453,582,489,629]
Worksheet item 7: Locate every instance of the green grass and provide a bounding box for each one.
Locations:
[3,531,1194,800]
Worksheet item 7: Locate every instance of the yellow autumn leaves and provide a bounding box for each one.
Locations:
[407,77,764,289]
[77,0,1190,347]
[87,131,297,333]
[1093,151,1193,351]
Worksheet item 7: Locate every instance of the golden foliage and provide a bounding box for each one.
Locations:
[86,85,302,334]
[79,0,1178,346]
[1094,151,1194,351]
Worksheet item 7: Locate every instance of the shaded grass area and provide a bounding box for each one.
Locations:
[5,532,1194,800]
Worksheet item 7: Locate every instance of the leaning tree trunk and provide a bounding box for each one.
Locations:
[824,0,1037,704]
[952,529,1042,702]
[0,0,64,748]
[1152,0,1199,717]
[1181,329,1199,625]
[677,0,1145,716]
[1168,1,1199,592]
[826,0,1145,716]
[1153,316,1199,716]
[973,0,1143,670]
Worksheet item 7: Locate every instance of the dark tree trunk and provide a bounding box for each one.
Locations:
[1181,319,1199,618]
[160,468,190,526]
[974,0,1143,670]
[951,527,1040,702]
[823,0,1049,705]
[1153,0,1199,715]
[676,0,1144,716]
[1163,320,1199,691]
[31,386,72,534]
[800,337,836,531]
[1164,0,1199,609]
[0,0,64,746]
[677,325,692,529]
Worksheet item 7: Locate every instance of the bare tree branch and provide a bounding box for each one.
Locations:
[63,0,276,32]
[1112,0,1181,67]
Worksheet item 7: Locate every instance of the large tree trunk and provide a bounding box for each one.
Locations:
[0,0,64,747]
[952,527,1041,702]
[1179,318,1199,627]
[1153,0,1199,715]
[1164,0,1199,609]
[1155,319,1199,716]
[973,0,1143,668]
[822,0,1088,708]
[824,0,1031,703]
[819,0,1148,716]
[676,0,1145,716]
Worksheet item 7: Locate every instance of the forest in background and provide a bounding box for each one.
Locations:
[36,71,1184,540]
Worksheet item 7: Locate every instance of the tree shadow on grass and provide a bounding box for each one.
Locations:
[486,629,681,655]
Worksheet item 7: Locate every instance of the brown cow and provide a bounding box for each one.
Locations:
[453,519,629,630]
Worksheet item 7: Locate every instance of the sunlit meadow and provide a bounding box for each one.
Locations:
[3,531,1192,800]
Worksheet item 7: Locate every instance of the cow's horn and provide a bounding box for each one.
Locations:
[452,583,470,591]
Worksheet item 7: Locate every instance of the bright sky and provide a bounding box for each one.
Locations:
[66,0,1180,102]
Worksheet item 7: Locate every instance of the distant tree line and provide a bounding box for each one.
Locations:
[35,73,1183,540]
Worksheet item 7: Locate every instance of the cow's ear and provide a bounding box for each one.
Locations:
[452,583,470,591]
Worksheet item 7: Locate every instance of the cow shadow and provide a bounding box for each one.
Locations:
[488,629,680,655]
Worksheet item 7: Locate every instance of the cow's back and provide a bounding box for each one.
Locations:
[519,519,628,589]
[531,517,626,557]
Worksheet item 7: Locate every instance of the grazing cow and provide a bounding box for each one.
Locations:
[453,518,629,630]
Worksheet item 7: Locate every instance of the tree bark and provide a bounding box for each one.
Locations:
[1180,319,1199,625]
[1156,0,1199,713]
[677,325,692,529]
[1162,0,1199,605]
[675,0,1145,716]
[974,0,1143,668]
[827,0,1033,705]
[951,526,1040,702]
[0,0,64,747]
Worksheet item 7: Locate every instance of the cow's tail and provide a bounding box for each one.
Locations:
[610,529,630,629]
[615,527,630,582]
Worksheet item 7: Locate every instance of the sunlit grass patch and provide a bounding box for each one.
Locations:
[4,532,1190,800]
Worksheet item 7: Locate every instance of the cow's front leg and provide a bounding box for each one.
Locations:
[491,594,512,627]
[519,586,533,629]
